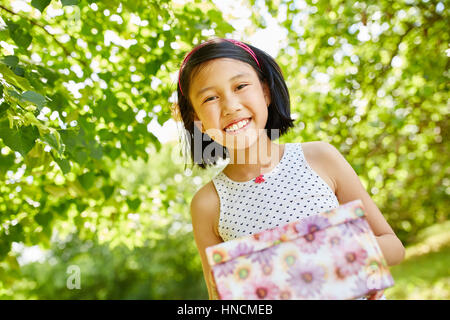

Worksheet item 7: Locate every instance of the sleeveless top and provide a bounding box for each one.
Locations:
[212,142,340,242]
[211,144,385,300]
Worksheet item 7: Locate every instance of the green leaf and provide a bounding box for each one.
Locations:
[22,91,46,110]
[73,147,88,165]
[145,61,160,75]
[13,66,25,77]
[60,129,81,150]
[43,132,64,155]
[126,198,141,211]
[51,152,71,174]
[7,89,21,100]
[31,0,52,12]
[5,20,19,33]
[0,153,15,175]
[44,184,68,197]
[79,171,96,190]
[0,102,9,119]
[7,21,32,49]
[101,185,115,200]
[0,239,11,260]
[47,92,66,111]
[0,64,32,91]
[87,140,103,159]
[37,66,60,85]
[207,9,223,23]
[9,223,24,243]
[34,211,53,228]
[54,157,70,174]
[0,119,39,156]
[61,0,79,6]
[24,142,46,168]
[2,55,19,68]
[149,133,161,152]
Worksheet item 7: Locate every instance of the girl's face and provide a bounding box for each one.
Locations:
[188,58,271,150]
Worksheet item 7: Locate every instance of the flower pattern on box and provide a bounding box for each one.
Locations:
[206,199,395,300]
[250,246,277,268]
[287,261,326,298]
[243,278,280,300]
[293,215,330,254]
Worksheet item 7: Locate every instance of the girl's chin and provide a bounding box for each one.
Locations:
[221,134,260,151]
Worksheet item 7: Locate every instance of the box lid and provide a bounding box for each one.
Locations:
[206,199,366,267]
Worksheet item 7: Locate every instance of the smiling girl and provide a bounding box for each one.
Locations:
[174,38,405,300]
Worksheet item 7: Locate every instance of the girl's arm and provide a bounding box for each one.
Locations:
[316,141,406,266]
[190,182,223,300]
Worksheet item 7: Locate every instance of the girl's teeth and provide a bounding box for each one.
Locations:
[226,119,249,132]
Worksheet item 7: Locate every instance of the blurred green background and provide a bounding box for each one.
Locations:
[0,0,448,299]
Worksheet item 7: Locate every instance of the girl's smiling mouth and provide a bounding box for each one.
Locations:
[224,118,252,135]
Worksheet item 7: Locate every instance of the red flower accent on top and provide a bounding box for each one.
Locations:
[254,174,265,183]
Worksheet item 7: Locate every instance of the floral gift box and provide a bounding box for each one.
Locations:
[205,199,394,300]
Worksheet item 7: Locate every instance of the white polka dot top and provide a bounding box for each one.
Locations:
[212,142,340,242]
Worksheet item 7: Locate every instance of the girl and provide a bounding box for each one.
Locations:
[174,38,405,300]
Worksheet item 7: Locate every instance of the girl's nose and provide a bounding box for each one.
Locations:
[223,105,243,117]
[222,98,243,116]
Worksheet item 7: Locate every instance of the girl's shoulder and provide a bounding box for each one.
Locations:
[300,141,328,159]
[190,180,221,238]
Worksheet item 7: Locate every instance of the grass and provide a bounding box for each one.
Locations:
[385,221,450,300]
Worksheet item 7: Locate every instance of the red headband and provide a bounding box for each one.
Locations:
[178,38,260,97]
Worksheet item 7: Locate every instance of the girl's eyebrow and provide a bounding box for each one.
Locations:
[195,72,250,98]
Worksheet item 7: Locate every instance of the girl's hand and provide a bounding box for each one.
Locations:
[366,289,385,300]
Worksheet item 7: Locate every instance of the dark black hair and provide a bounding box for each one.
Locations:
[174,38,295,170]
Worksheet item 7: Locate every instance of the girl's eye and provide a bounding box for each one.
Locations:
[203,96,216,103]
[202,85,248,103]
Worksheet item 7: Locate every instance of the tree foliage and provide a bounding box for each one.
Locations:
[0,0,232,298]
[252,0,449,242]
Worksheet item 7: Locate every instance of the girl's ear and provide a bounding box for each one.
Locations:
[262,81,271,107]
